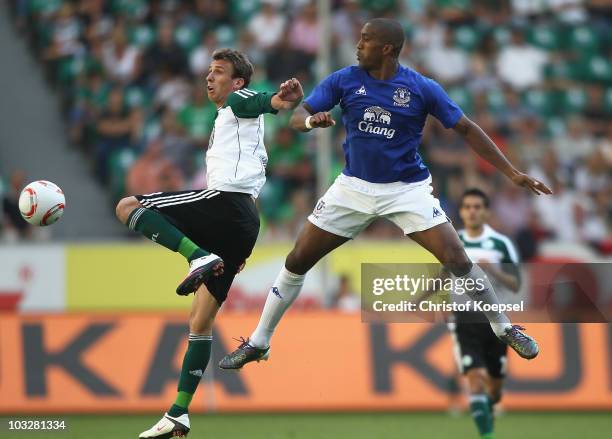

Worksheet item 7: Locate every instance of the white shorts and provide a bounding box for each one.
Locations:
[307,174,448,239]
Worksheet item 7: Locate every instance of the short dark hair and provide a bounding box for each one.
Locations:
[367,18,405,58]
[461,188,490,208]
[212,48,254,88]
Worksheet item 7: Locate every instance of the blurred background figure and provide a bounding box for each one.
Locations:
[1,170,33,242]
[331,274,360,312]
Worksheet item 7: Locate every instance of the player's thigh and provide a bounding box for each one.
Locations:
[381,183,469,272]
[134,189,215,235]
[383,180,448,237]
[288,182,371,274]
[453,323,488,377]
[408,222,471,274]
[202,263,242,306]
[210,196,260,269]
[189,284,221,334]
[286,220,350,274]
[485,336,509,381]
[307,178,375,240]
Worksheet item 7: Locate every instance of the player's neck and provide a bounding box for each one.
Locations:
[367,60,399,81]
[465,225,486,238]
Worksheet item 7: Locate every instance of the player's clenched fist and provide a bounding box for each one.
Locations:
[272,78,304,111]
[277,78,304,103]
[307,112,336,129]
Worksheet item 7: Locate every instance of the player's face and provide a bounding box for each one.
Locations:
[206,60,243,105]
[356,24,384,70]
[459,196,489,229]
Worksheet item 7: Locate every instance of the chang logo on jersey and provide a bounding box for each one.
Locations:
[358,106,395,139]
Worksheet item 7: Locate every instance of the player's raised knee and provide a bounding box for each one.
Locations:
[115,196,141,224]
[442,244,472,275]
[285,247,310,275]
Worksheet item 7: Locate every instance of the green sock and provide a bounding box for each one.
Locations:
[488,396,495,429]
[470,394,494,438]
[127,208,208,262]
[167,334,212,417]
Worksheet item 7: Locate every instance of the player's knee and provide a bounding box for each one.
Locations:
[189,313,213,334]
[115,196,140,224]
[442,244,472,276]
[466,369,488,394]
[285,246,311,275]
[490,390,502,405]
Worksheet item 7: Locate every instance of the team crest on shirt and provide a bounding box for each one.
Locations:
[358,106,395,139]
[393,88,411,107]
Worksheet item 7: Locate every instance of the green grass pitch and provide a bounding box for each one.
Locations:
[2,412,611,438]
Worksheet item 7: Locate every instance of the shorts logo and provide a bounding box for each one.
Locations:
[393,88,411,107]
[462,355,473,367]
[358,106,395,139]
[433,207,442,218]
[313,199,326,218]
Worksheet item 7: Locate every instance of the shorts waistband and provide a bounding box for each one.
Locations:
[336,173,431,194]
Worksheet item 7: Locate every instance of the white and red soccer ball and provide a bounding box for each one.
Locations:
[18,180,65,226]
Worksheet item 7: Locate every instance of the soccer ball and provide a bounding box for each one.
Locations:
[18,180,66,226]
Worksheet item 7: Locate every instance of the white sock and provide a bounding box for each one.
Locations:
[459,264,512,337]
[249,267,305,348]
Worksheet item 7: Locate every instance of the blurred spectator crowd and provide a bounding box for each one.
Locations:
[4,0,612,257]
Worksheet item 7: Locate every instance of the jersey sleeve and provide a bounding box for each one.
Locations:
[225,89,278,118]
[423,78,463,129]
[303,70,343,113]
[499,236,521,287]
[500,237,519,265]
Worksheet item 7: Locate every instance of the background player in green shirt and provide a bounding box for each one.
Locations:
[450,188,521,439]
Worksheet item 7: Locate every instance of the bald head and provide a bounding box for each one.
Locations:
[366,18,405,58]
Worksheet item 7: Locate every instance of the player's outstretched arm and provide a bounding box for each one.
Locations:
[453,115,553,195]
[271,78,304,111]
[290,103,336,132]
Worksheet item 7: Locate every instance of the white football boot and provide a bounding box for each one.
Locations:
[139,412,190,438]
[176,253,224,296]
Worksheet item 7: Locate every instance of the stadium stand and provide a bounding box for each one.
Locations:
[3,0,611,256]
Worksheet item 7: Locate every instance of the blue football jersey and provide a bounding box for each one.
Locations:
[304,65,463,183]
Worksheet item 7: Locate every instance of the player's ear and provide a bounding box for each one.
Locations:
[382,44,394,56]
[233,77,245,91]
